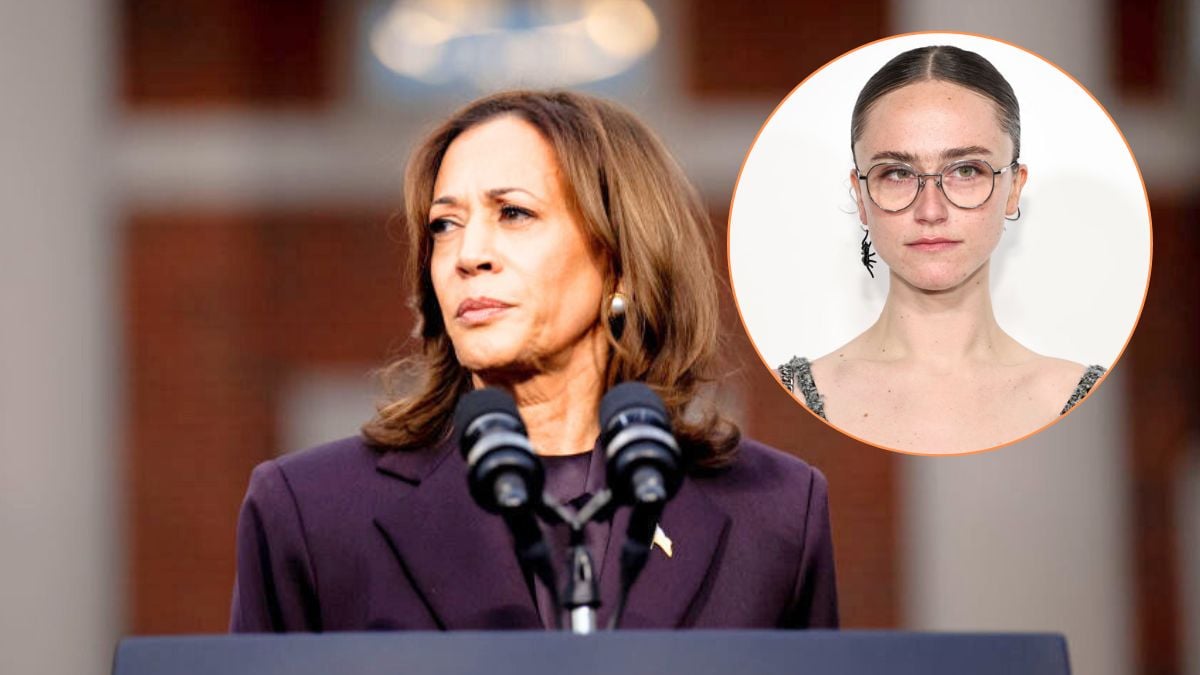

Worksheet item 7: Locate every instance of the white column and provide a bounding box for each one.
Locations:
[0,2,119,674]
[901,369,1133,675]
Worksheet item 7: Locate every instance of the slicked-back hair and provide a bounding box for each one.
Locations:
[851,45,1021,163]
[362,90,740,468]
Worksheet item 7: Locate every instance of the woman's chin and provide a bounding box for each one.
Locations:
[457,354,523,377]
[461,350,567,388]
[893,265,981,293]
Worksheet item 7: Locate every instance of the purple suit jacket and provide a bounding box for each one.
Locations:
[230,435,838,631]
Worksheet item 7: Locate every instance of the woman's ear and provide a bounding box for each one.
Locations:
[849,168,868,226]
[1006,164,1028,217]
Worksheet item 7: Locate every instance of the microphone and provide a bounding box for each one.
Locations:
[599,382,683,508]
[599,382,683,628]
[454,388,544,514]
[454,388,560,627]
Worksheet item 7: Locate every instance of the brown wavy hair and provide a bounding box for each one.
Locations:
[362,90,739,468]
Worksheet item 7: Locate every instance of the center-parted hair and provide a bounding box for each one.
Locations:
[362,90,739,467]
[851,45,1021,163]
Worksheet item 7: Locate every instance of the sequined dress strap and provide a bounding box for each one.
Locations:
[778,356,828,420]
[1060,364,1106,415]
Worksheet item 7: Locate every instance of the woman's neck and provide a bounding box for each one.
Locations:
[472,330,606,457]
[864,262,1017,368]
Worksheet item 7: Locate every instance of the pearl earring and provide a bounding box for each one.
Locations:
[609,292,628,317]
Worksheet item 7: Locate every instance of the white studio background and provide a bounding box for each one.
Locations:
[729,32,1151,371]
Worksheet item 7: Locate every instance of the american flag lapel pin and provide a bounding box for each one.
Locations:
[652,523,673,558]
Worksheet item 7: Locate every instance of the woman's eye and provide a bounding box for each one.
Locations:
[427,218,456,236]
[882,167,913,181]
[953,165,981,178]
[499,205,534,222]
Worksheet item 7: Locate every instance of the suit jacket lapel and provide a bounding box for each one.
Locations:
[372,441,541,630]
[372,440,729,630]
[596,472,731,628]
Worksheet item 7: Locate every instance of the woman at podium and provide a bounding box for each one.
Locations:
[230,90,838,631]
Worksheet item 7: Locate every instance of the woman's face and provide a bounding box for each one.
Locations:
[851,80,1027,292]
[428,115,608,377]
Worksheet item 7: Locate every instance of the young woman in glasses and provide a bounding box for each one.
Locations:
[779,45,1105,454]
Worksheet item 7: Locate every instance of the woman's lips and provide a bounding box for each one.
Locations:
[455,297,513,325]
[906,238,961,252]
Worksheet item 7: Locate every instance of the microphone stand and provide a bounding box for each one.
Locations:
[538,489,614,634]
[532,471,669,632]
[504,467,673,633]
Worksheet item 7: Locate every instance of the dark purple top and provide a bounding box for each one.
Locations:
[533,452,609,629]
[229,435,838,631]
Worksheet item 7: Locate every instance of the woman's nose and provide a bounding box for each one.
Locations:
[455,218,499,275]
[913,176,950,224]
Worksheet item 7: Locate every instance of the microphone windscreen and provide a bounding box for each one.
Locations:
[599,381,667,430]
[454,388,520,444]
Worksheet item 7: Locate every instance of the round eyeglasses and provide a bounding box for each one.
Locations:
[856,159,1018,212]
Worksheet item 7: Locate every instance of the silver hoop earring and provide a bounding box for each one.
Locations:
[1005,207,1022,222]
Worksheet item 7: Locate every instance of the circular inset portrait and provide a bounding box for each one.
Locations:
[729,32,1151,455]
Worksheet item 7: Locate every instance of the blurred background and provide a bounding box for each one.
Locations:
[0,1,1196,674]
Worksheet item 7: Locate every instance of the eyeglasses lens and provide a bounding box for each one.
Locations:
[866,160,995,211]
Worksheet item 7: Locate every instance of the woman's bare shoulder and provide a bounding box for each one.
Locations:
[1023,355,1097,406]
[1031,355,1090,380]
[810,337,874,382]
[808,352,840,387]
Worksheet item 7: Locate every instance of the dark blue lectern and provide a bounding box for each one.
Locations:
[112,631,1070,675]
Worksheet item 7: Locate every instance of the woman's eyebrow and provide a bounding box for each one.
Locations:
[869,146,994,165]
[870,149,918,163]
[485,187,543,204]
[431,187,542,207]
[941,145,993,160]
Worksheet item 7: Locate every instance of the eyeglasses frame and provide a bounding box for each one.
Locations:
[855,158,1020,213]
